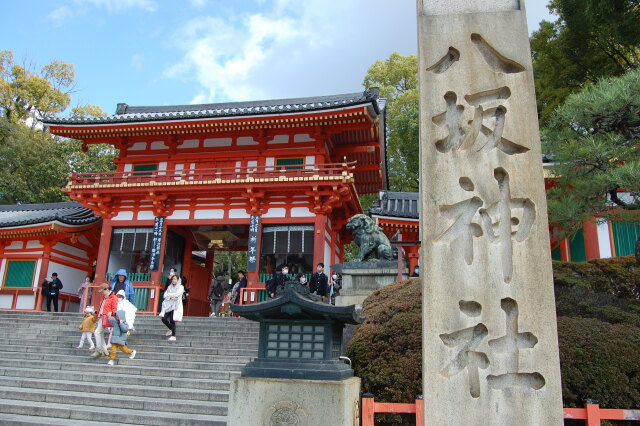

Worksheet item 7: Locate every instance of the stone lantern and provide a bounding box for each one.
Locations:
[228,281,365,425]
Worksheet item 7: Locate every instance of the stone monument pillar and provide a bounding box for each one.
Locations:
[417,1,563,424]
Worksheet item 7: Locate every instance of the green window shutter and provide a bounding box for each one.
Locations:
[4,260,36,288]
[551,246,562,261]
[569,229,586,262]
[276,158,303,170]
[133,164,158,176]
[612,222,640,257]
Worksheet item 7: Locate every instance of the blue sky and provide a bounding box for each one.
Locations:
[1,0,554,116]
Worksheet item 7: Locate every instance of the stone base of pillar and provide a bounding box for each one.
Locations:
[227,376,361,426]
[336,263,408,310]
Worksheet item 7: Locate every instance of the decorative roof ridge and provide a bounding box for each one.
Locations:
[0,201,100,228]
[42,88,382,125]
[0,201,84,212]
[369,190,420,219]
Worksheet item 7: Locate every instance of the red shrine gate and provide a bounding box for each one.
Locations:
[43,90,387,315]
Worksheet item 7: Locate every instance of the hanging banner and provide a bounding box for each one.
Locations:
[149,216,165,271]
[246,215,260,272]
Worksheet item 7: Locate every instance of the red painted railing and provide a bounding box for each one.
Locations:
[239,286,268,305]
[0,288,79,311]
[361,394,423,426]
[81,283,162,314]
[361,396,640,426]
[68,162,356,187]
[564,403,640,425]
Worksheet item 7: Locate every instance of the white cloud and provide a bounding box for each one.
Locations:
[48,0,156,23]
[162,0,555,107]
[189,0,207,8]
[163,0,419,104]
[165,13,300,102]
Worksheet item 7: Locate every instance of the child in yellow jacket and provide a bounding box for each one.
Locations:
[77,306,97,349]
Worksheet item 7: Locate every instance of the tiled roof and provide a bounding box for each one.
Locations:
[42,89,382,125]
[0,202,100,228]
[369,191,419,219]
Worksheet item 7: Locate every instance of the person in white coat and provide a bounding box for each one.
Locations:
[159,275,184,341]
[116,289,137,330]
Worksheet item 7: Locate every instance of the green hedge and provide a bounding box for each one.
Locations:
[346,256,640,412]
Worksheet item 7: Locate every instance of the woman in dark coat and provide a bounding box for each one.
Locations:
[233,271,247,305]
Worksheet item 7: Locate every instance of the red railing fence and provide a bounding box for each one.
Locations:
[361,396,640,426]
[361,394,423,426]
[564,400,640,426]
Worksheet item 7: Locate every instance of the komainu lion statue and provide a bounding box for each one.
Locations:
[346,214,397,261]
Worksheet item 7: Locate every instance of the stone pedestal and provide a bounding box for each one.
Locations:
[418,0,563,424]
[228,376,361,426]
[336,262,408,309]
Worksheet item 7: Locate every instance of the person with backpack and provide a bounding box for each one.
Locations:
[208,275,225,317]
[106,309,137,366]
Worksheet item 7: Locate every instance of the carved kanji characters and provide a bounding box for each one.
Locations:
[479,168,535,283]
[487,298,545,391]
[432,87,529,155]
[439,301,489,398]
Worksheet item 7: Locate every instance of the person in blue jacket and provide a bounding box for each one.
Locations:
[110,269,135,304]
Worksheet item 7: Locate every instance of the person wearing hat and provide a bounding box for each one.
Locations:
[91,283,118,358]
[43,272,63,312]
[77,306,97,349]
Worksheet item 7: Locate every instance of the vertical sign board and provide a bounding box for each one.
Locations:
[417,1,563,424]
[247,215,260,272]
[149,216,165,272]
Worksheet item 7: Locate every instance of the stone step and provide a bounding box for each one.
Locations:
[0,310,261,424]
[0,386,228,416]
[7,322,259,333]
[0,329,259,341]
[0,351,247,372]
[0,345,255,363]
[0,412,112,425]
[0,376,229,402]
[0,357,237,380]
[0,366,231,391]
[0,338,258,355]
[0,398,226,426]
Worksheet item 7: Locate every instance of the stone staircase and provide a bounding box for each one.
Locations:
[0,311,259,425]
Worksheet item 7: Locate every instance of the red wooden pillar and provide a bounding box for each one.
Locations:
[415,396,424,426]
[585,402,602,426]
[313,214,327,268]
[583,221,601,260]
[559,239,570,262]
[94,219,112,285]
[406,246,420,274]
[181,231,194,315]
[34,240,53,311]
[361,394,375,426]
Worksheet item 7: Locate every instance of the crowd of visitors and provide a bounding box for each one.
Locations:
[59,261,344,367]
